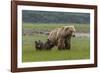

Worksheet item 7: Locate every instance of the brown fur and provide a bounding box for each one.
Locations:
[48,26,76,50]
[35,39,53,50]
[57,38,65,50]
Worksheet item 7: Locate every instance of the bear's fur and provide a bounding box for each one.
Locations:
[35,39,53,50]
[35,40,44,50]
[64,36,71,50]
[44,39,54,50]
[48,26,76,50]
[48,28,60,45]
[57,26,76,38]
[57,38,66,50]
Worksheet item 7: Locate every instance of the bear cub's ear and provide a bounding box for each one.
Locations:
[35,41,38,44]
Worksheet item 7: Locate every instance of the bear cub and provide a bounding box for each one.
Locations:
[35,39,54,50]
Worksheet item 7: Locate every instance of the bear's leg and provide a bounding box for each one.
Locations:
[57,38,65,50]
[57,43,63,50]
[67,38,71,50]
[58,46,65,50]
[57,43,62,50]
[64,37,71,50]
[64,39,68,50]
[67,42,70,50]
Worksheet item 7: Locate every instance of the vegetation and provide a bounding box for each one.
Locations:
[22,23,90,62]
[22,10,90,62]
[23,23,90,33]
[22,10,90,24]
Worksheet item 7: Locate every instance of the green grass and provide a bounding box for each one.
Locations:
[22,23,90,62]
[22,35,90,62]
[23,23,90,33]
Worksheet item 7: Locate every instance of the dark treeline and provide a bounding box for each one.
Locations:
[22,10,90,24]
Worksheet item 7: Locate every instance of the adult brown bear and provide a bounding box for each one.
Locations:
[48,26,76,50]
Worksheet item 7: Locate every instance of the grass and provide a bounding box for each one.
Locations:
[23,23,90,33]
[22,23,90,62]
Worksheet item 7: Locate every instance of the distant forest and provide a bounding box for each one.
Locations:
[22,10,90,24]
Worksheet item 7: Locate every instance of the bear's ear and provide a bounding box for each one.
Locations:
[61,26,65,29]
[64,27,69,31]
[70,26,76,32]
[38,40,41,42]
[35,41,37,44]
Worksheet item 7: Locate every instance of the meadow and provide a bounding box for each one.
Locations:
[22,23,90,62]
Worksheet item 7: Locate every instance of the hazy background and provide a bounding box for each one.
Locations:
[22,10,90,24]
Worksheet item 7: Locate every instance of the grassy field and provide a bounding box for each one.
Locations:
[22,23,90,62]
[23,23,90,33]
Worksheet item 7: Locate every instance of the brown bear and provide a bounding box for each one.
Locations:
[48,26,76,50]
[57,26,76,50]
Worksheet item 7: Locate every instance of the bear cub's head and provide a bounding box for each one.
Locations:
[35,39,54,50]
